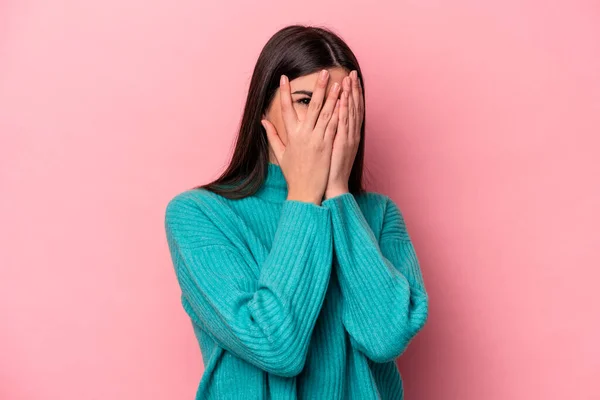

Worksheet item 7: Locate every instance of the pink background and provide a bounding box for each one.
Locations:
[1,1,599,399]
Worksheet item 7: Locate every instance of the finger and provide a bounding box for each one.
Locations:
[338,84,349,139]
[350,70,363,121]
[314,81,341,139]
[303,69,330,130]
[355,71,365,117]
[261,119,285,163]
[347,86,356,143]
[279,74,298,135]
[324,98,341,145]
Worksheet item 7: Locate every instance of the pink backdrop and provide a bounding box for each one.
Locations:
[1,1,599,399]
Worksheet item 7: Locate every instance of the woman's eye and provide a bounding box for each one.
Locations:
[296,98,311,106]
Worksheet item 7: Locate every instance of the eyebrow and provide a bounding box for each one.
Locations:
[291,90,313,96]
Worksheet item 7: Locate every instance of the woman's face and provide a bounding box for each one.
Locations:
[263,67,350,160]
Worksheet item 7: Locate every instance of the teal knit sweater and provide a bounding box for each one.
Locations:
[164,162,429,399]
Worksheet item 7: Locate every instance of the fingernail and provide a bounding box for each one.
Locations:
[280,75,287,86]
[320,69,329,81]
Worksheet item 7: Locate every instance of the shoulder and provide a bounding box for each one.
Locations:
[355,190,395,216]
[164,187,230,227]
[360,190,404,213]
[165,187,247,240]
[358,191,409,239]
[165,188,209,216]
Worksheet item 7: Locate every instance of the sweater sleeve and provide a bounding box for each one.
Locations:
[321,192,429,363]
[164,193,333,377]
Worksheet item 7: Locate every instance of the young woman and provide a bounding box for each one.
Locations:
[164,24,429,399]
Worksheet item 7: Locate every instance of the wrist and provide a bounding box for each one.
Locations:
[287,192,323,206]
[324,186,349,200]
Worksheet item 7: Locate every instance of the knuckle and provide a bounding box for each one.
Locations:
[309,140,323,151]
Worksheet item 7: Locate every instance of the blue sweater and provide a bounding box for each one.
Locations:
[164,162,429,399]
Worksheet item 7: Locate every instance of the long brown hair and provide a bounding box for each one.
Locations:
[196,24,368,199]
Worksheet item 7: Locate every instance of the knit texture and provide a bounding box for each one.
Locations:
[164,162,429,399]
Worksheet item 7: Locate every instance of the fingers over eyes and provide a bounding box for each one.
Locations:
[279,75,298,132]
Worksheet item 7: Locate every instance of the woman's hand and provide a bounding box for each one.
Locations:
[324,70,364,200]
[262,70,342,205]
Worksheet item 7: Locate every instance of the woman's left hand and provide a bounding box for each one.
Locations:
[324,70,364,200]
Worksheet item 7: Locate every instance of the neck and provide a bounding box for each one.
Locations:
[254,162,288,203]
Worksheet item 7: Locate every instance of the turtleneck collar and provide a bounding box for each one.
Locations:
[254,162,288,203]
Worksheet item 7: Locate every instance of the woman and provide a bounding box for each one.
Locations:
[164,24,429,399]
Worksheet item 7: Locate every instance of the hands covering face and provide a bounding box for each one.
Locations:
[262,68,364,204]
[325,70,364,199]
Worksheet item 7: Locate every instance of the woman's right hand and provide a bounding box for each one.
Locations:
[261,69,342,205]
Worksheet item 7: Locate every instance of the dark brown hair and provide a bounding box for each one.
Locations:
[196,24,368,199]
